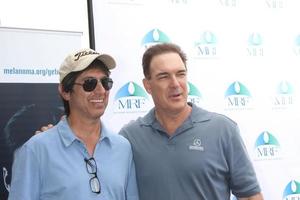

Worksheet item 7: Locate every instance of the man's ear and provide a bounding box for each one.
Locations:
[58,84,71,101]
[142,78,152,94]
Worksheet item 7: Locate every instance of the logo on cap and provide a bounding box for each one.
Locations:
[74,50,99,61]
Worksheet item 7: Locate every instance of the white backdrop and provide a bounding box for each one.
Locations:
[93,0,300,199]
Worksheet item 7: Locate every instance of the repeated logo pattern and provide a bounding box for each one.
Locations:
[98,2,300,198]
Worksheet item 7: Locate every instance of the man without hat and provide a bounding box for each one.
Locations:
[8,49,139,200]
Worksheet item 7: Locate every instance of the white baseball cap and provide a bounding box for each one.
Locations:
[59,48,116,82]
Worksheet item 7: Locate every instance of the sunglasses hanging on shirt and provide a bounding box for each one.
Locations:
[84,157,101,194]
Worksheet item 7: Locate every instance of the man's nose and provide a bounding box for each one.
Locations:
[170,75,180,86]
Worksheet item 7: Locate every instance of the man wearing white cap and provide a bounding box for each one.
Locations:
[8,49,139,200]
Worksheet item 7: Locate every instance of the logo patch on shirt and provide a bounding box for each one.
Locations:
[189,138,204,151]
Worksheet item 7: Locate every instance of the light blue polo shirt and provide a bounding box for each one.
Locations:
[8,117,139,200]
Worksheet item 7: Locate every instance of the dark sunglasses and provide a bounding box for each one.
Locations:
[74,77,113,92]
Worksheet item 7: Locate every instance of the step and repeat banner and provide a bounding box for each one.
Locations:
[0,27,82,199]
[93,0,300,199]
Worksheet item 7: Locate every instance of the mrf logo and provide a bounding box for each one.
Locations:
[187,82,203,107]
[265,0,286,8]
[272,81,294,109]
[247,32,264,57]
[224,81,253,110]
[254,131,281,160]
[141,28,171,49]
[193,31,217,58]
[113,82,150,113]
[282,180,300,200]
[219,0,238,7]
[293,34,300,56]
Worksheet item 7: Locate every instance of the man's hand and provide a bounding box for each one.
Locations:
[35,124,54,134]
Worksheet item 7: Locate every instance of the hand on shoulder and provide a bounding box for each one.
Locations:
[35,124,54,134]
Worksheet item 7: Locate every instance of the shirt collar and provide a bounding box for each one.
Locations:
[188,102,212,123]
[139,103,212,136]
[57,117,113,148]
[141,103,211,125]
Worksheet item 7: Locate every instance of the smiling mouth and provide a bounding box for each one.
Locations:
[90,99,104,103]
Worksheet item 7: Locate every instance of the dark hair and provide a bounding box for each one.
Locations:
[60,59,111,116]
[142,43,187,79]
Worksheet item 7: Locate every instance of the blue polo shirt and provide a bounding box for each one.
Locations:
[8,117,139,200]
[120,103,261,200]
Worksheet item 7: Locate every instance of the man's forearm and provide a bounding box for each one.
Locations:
[238,192,264,200]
